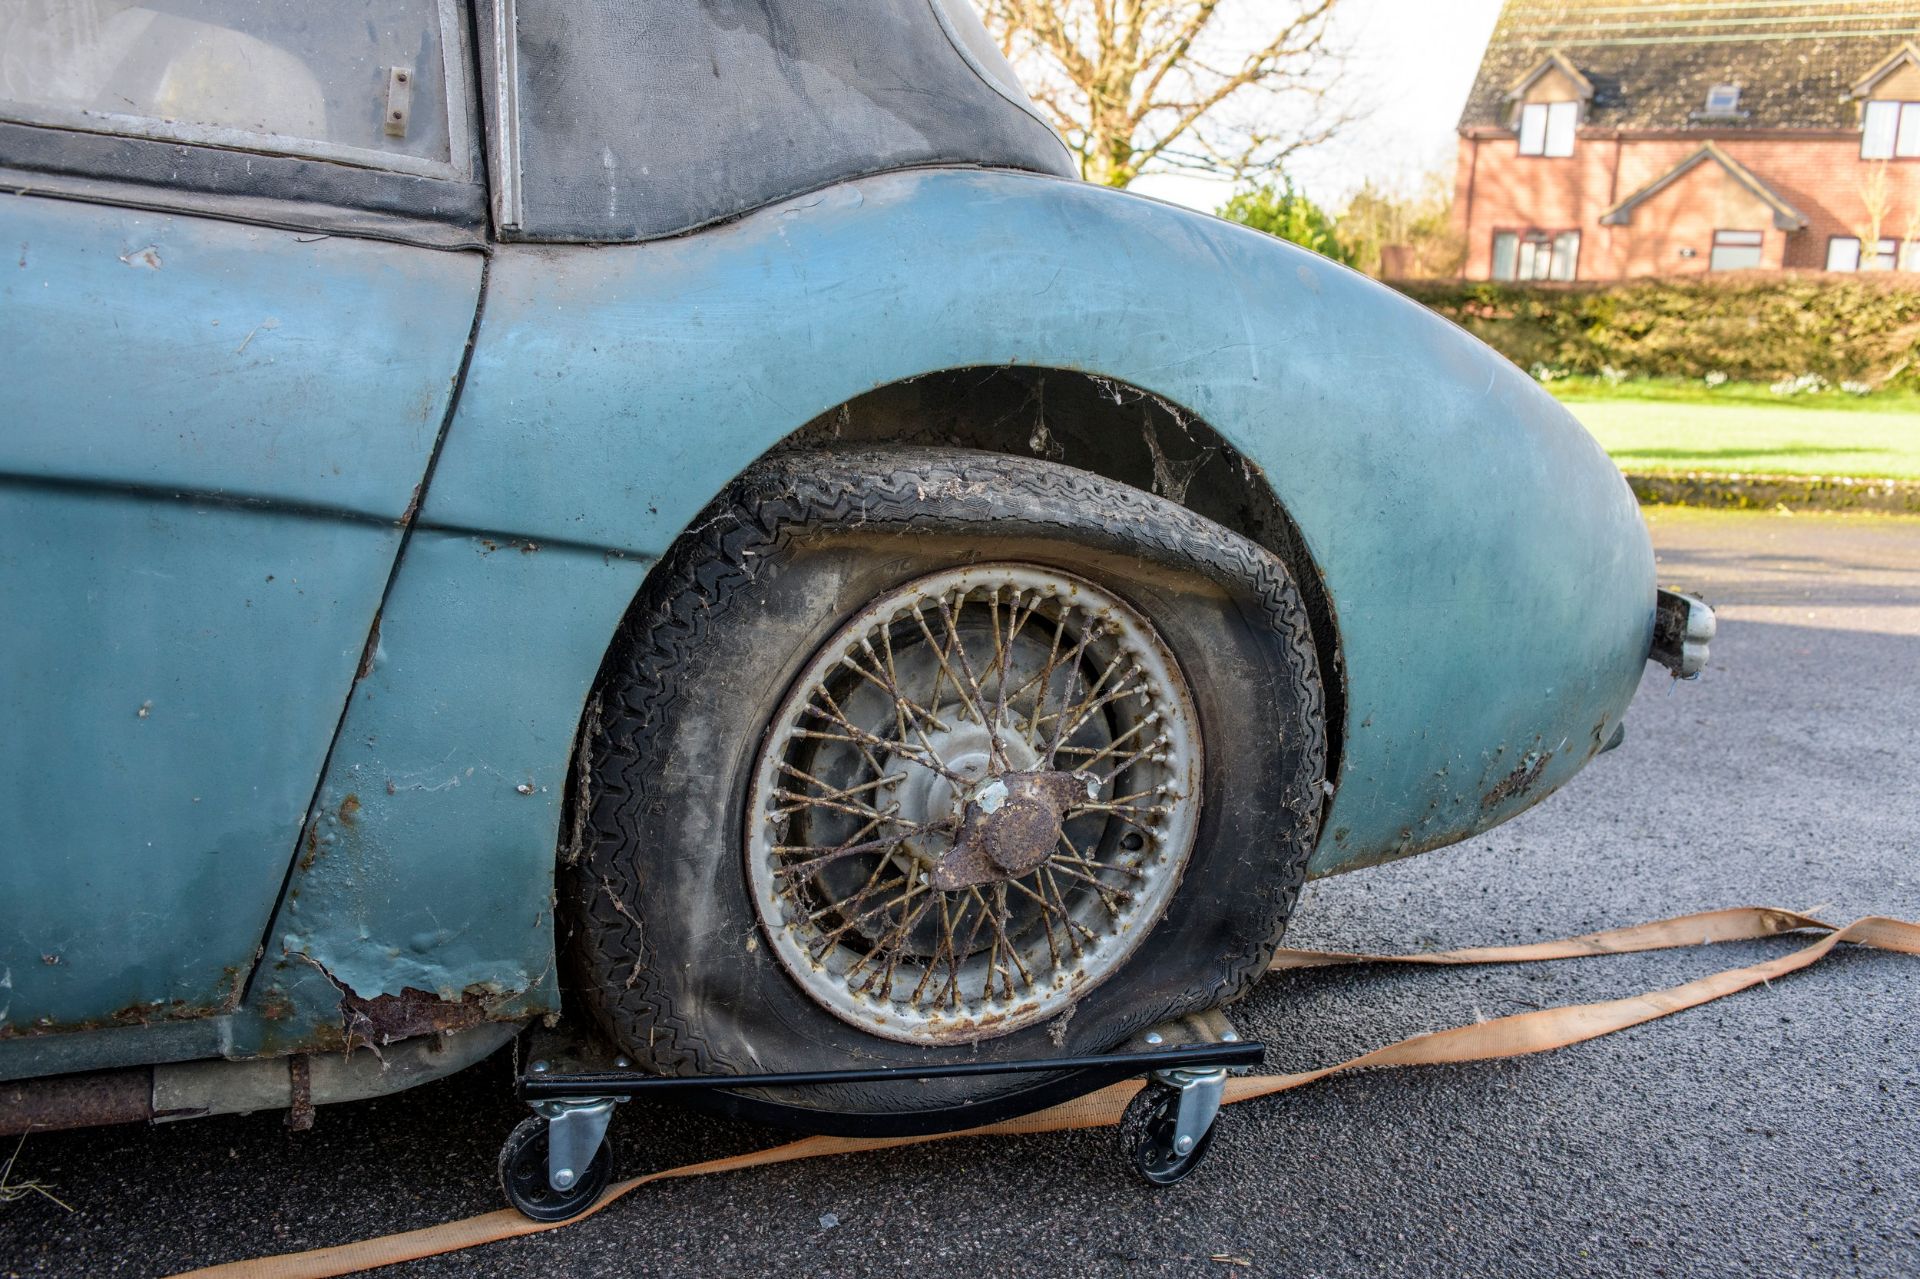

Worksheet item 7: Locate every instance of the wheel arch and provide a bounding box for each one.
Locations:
[564,365,1347,854]
[234,168,1652,1063]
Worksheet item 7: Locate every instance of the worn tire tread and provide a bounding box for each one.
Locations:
[566,447,1325,1085]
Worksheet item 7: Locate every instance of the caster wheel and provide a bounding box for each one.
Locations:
[1118,1082,1217,1187]
[498,1115,613,1222]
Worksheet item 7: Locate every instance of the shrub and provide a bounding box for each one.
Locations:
[1218,180,1355,267]
[1392,274,1920,387]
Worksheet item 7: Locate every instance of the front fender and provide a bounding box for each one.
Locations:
[251,168,1650,1048]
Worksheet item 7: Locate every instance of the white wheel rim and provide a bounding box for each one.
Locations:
[744,563,1203,1044]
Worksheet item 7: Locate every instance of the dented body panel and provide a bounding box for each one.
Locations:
[234,532,650,1057]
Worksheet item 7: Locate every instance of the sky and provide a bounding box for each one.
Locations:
[1128,0,1508,214]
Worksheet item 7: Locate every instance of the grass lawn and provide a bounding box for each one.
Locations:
[1549,379,1920,480]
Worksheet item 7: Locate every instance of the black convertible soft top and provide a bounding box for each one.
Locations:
[497,0,1076,242]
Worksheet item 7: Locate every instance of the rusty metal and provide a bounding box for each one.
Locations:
[744,563,1203,1044]
[1483,752,1553,810]
[286,1054,315,1131]
[340,986,490,1051]
[1651,588,1716,679]
[0,1068,151,1136]
[1474,748,1551,806]
[931,769,1099,889]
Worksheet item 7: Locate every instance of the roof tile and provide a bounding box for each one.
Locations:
[1459,1,1920,132]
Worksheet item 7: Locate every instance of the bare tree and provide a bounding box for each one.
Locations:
[1857,160,1892,268]
[1901,191,1920,272]
[977,0,1347,188]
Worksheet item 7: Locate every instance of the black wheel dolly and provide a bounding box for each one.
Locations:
[499,1015,1261,1221]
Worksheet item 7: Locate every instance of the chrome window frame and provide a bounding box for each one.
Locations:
[0,0,474,182]
[488,0,522,231]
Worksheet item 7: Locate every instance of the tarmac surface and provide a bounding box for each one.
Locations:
[4,506,1917,1279]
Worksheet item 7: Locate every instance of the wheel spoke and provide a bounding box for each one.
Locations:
[745,563,1202,1042]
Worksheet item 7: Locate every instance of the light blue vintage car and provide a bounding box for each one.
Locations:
[0,0,1709,1198]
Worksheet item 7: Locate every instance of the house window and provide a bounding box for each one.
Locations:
[1827,236,1900,270]
[1709,230,1764,271]
[1704,84,1742,114]
[1493,229,1580,281]
[1862,100,1920,158]
[1518,100,1579,157]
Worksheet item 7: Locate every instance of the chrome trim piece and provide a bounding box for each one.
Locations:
[491,0,524,230]
[1651,588,1716,679]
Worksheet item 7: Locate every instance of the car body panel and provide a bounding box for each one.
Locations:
[220,167,1654,1059]
[0,152,1656,1080]
[423,166,1653,873]
[234,530,651,1057]
[0,194,482,1040]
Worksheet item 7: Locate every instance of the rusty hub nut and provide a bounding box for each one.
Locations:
[930,770,1098,889]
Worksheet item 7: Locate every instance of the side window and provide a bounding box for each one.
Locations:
[0,0,462,178]
[1518,101,1578,157]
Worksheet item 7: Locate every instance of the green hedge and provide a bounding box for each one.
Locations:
[1392,274,1920,387]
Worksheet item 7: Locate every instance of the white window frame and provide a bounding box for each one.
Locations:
[1862,100,1920,159]
[1827,236,1899,270]
[1544,101,1578,157]
[1709,229,1764,272]
[1493,229,1579,281]
[1492,231,1519,280]
[1704,84,1741,114]
[1518,100,1578,157]
[1518,103,1547,155]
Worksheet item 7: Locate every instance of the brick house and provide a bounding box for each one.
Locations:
[1453,1,1920,280]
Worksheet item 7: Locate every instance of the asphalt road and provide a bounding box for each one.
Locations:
[5,506,1917,1279]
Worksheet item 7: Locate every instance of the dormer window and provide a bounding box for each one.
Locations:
[1704,84,1741,115]
[1852,44,1920,157]
[1862,99,1920,158]
[1519,101,1579,157]
[1505,51,1591,158]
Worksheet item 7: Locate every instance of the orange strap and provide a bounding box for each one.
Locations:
[178,908,1919,1279]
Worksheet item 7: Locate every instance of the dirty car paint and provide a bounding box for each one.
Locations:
[0,195,481,1040]
[233,531,651,1055]
[6,169,1652,1072]
[421,168,1652,878]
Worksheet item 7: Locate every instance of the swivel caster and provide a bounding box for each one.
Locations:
[498,1099,616,1222]
[1118,1066,1226,1186]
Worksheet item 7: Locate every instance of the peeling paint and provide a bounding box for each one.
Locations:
[1482,751,1553,810]
[339,985,491,1050]
[354,612,384,681]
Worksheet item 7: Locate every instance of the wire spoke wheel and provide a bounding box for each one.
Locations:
[746,563,1203,1043]
[571,448,1324,1127]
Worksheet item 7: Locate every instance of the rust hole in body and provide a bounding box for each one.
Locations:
[341,986,489,1051]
